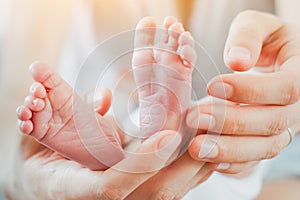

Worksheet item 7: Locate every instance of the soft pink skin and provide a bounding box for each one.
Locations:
[17,62,124,170]
[16,17,196,170]
[132,17,196,138]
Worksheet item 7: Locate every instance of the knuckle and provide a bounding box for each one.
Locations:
[232,115,246,134]
[245,84,261,103]
[223,108,246,134]
[231,10,266,40]
[173,190,186,200]
[223,169,240,175]
[225,162,258,175]
[265,137,282,159]
[153,188,177,200]
[230,26,261,42]
[282,77,300,105]
[236,10,270,27]
[173,195,184,200]
[268,111,289,135]
[188,137,202,159]
[223,117,238,133]
[96,185,125,200]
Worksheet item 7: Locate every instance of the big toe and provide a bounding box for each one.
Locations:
[133,17,157,69]
[29,62,73,111]
[29,62,61,90]
[134,17,157,48]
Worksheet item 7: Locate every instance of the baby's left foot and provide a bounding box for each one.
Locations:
[16,63,124,170]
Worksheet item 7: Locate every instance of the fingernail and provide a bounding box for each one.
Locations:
[228,46,251,61]
[187,111,215,129]
[198,142,218,159]
[157,133,181,158]
[216,163,230,170]
[208,82,233,99]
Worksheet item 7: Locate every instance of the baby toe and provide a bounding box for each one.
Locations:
[179,45,197,68]
[18,120,33,134]
[164,16,178,29]
[135,17,157,48]
[24,96,46,112]
[168,22,184,49]
[30,82,47,98]
[162,16,177,43]
[179,31,194,47]
[16,105,32,121]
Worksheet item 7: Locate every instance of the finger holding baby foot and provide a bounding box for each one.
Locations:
[83,88,126,145]
[84,88,112,116]
[208,161,259,175]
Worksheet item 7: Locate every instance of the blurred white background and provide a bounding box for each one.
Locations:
[0,0,12,76]
[0,1,13,199]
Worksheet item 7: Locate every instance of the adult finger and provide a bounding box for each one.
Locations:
[207,71,300,105]
[215,14,300,105]
[209,161,259,174]
[96,131,182,199]
[11,148,104,200]
[83,88,128,144]
[174,163,213,199]
[186,101,300,136]
[84,88,112,116]
[13,133,178,199]
[188,130,292,163]
[127,152,206,200]
[224,10,283,71]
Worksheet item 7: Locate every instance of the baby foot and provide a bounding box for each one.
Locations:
[16,62,124,170]
[132,17,196,138]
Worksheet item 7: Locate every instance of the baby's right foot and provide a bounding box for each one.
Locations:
[16,63,124,170]
[132,17,196,138]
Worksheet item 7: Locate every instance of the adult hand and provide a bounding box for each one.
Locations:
[186,10,300,174]
[6,90,211,200]
[5,133,211,200]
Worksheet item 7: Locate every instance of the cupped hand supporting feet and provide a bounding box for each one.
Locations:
[12,16,210,200]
